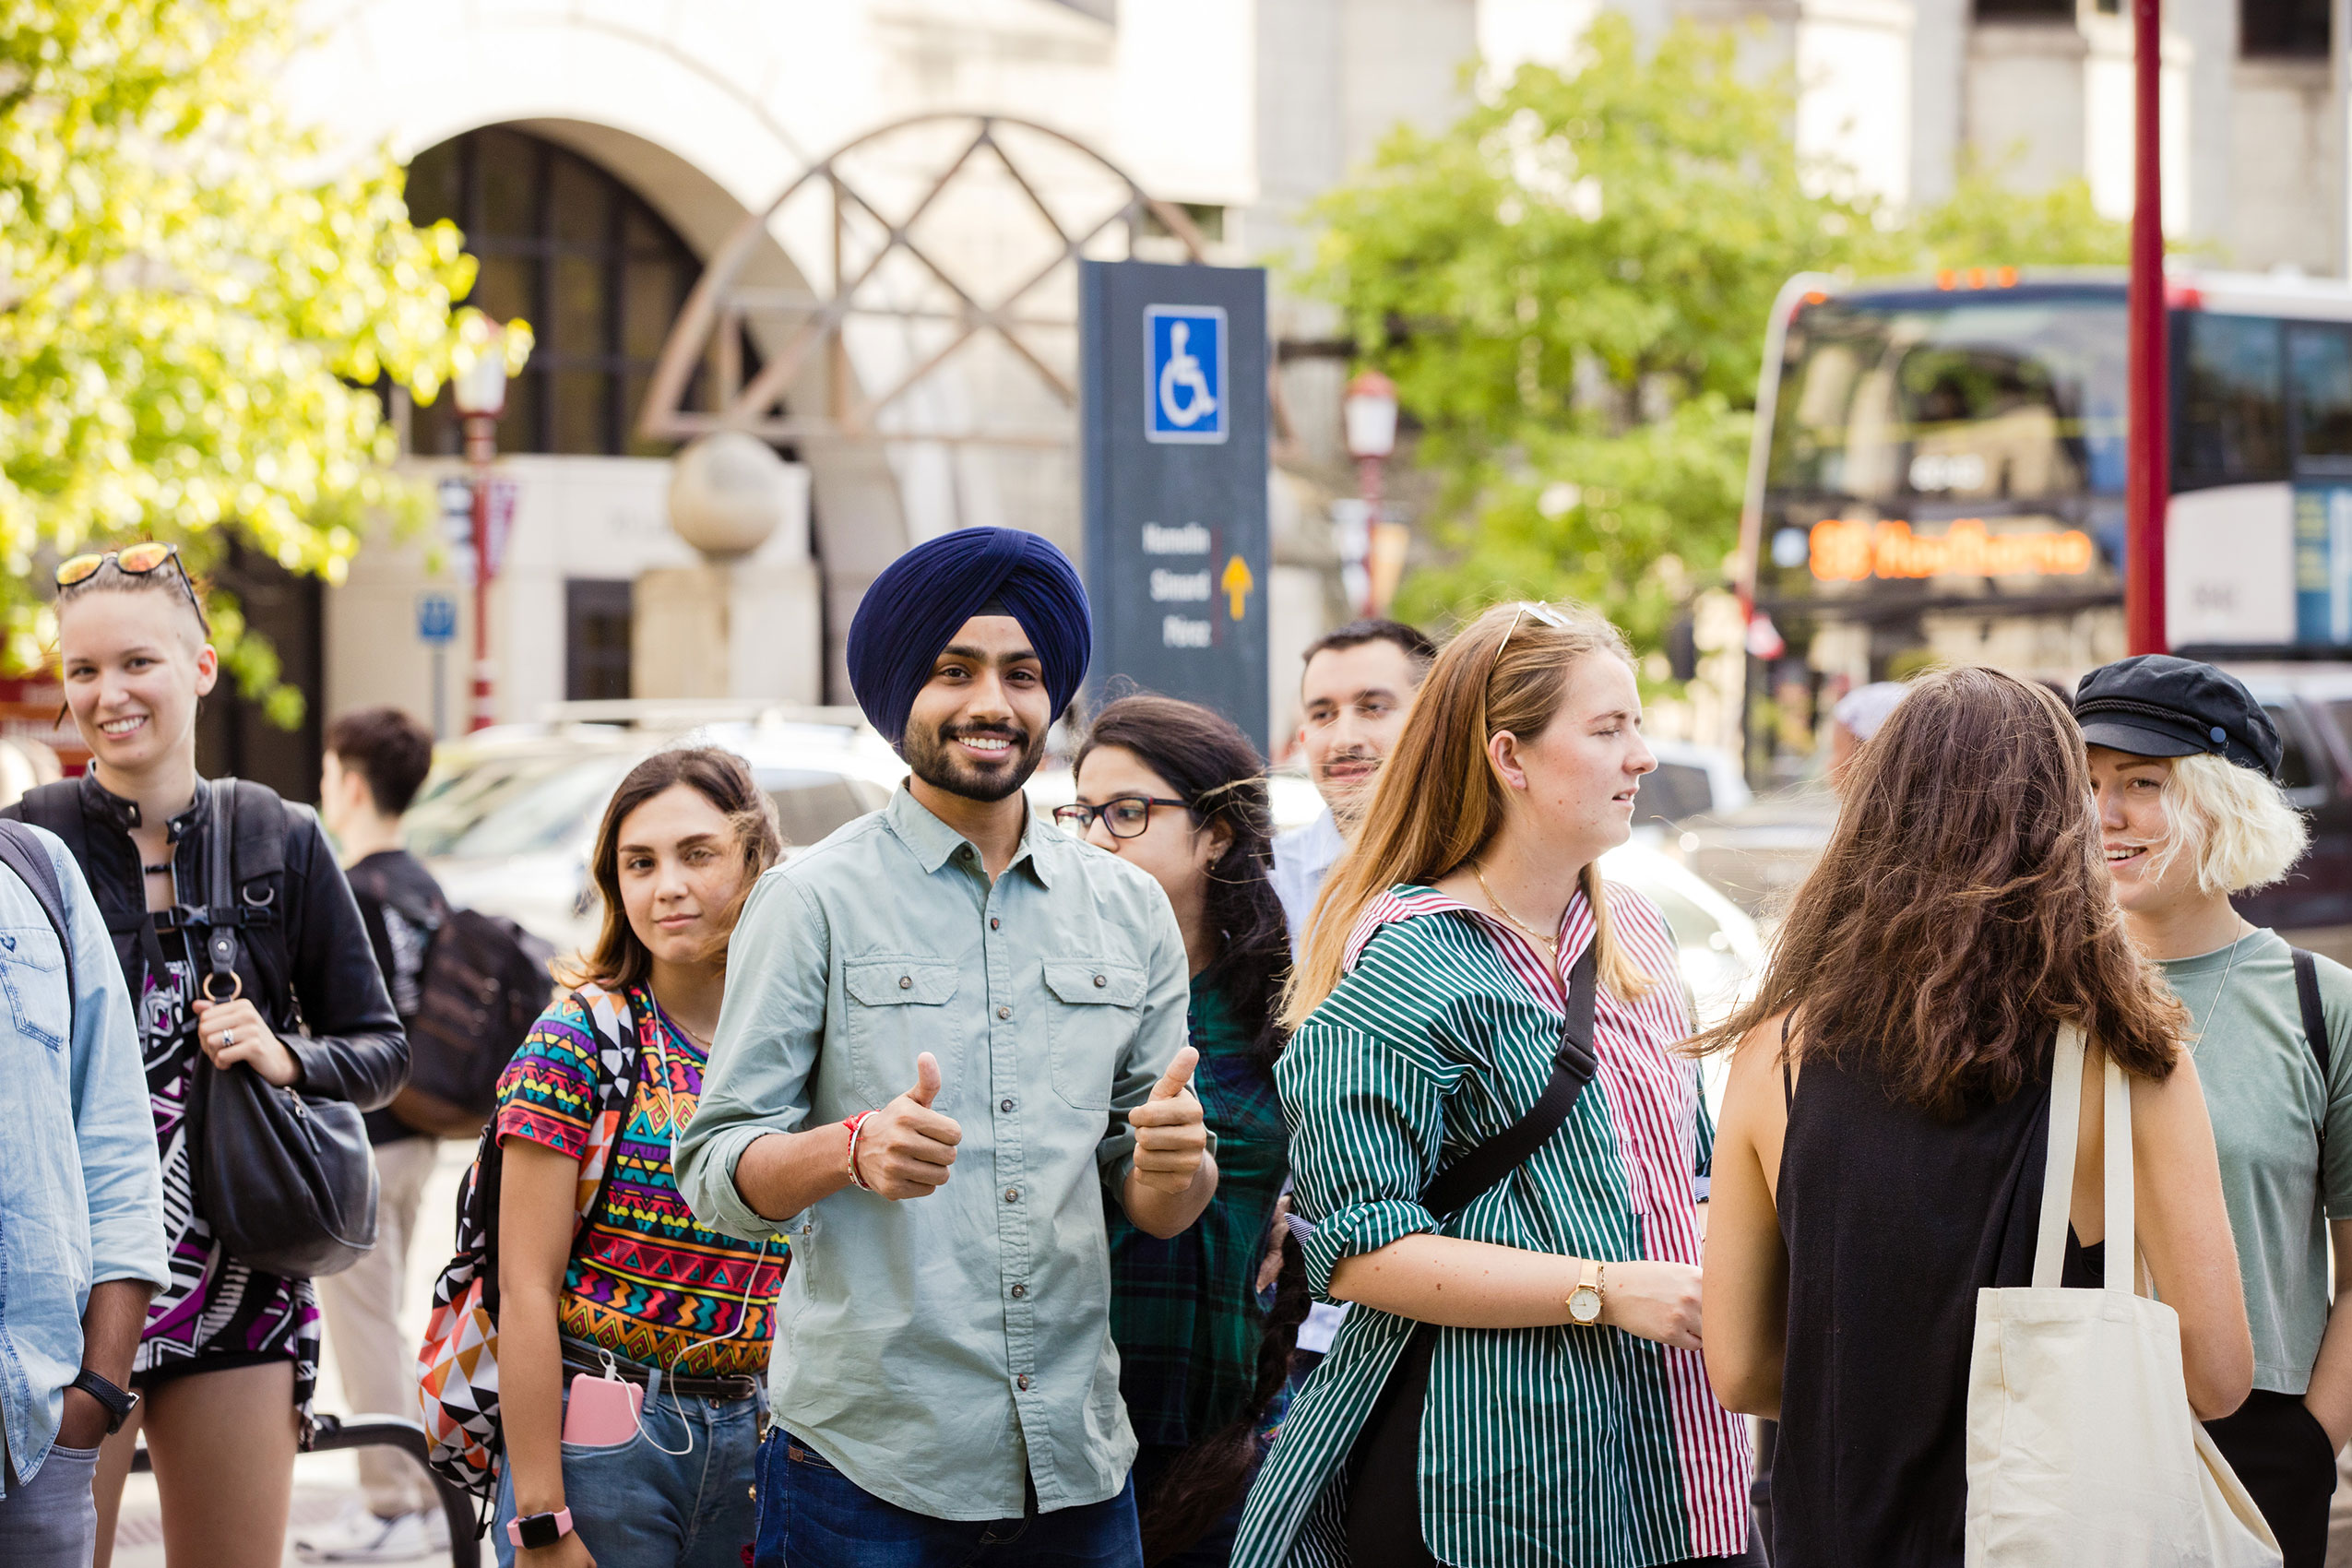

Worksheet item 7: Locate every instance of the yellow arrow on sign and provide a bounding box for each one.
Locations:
[1221,554,1254,620]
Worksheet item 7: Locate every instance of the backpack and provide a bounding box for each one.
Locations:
[0,819,76,1029]
[415,981,650,1516]
[393,903,559,1139]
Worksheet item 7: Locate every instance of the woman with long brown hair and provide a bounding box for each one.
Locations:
[483,747,787,1568]
[1698,666,2252,1566]
[1061,694,1307,1567]
[1232,602,1751,1568]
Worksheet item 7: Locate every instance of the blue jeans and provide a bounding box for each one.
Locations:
[754,1429,1142,1568]
[494,1387,759,1568]
[0,1442,99,1568]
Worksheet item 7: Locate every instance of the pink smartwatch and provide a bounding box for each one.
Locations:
[507,1508,574,1550]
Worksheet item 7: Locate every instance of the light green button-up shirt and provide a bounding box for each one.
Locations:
[676,785,1191,1520]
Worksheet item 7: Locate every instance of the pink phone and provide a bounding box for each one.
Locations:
[563,1370,643,1446]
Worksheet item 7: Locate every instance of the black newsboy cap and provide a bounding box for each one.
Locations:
[2073,654,2283,781]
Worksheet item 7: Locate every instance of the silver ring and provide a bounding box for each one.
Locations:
[220,1029,236,1048]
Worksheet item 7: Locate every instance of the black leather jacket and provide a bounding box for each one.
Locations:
[4,774,408,1109]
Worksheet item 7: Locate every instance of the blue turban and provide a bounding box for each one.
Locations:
[847,527,1092,748]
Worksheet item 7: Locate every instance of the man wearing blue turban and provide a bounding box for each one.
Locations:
[678,526,1219,1568]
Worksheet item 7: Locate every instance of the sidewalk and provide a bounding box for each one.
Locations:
[109,1140,474,1567]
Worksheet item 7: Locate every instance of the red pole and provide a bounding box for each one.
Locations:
[2124,0,2168,656]
[466,414,497,731]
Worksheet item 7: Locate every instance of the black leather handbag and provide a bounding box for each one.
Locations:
[187,780,377,1279]
[1343,942,1601,1568]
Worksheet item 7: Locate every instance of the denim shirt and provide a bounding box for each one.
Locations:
[676,787,1192,1521]
[0,826,167,1491]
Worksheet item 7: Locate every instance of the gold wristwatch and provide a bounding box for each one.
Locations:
[1567,1259,1606,1326]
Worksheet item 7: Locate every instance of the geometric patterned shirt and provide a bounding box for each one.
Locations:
[494,987,788,1379]
[1232,882,1750,1568]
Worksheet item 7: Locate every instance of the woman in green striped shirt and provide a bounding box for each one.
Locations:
[1234,603,1752,1568]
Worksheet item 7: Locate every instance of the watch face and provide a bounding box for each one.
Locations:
[1568,1286,1602,1324]
[519,1514,564,1550]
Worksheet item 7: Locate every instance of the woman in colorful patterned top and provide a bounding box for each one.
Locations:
[1062,695,1307,1567]
[1233,602,1752,1568]
[493,748,788,1568]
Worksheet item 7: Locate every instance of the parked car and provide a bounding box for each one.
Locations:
[406,705,908,955]
[1637,740,1752,834]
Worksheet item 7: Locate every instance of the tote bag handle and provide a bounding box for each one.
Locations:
[2030,1024,2134,1294]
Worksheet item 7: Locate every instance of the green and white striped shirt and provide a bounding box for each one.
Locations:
[1233,883,1750,1567]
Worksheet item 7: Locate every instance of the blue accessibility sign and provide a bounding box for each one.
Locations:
[416,592,458,645]
[1144,304,1228,445]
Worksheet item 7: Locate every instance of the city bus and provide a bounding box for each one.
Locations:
[1736,266,2352,785]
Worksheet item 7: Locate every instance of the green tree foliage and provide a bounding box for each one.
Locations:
[0,0,512,719]
[1302,14,2129,654]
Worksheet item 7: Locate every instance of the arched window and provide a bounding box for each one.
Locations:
[406,126,719,457]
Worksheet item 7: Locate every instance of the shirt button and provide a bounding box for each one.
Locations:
[997,1005,1012,1020]
[1004,1187,1020,1203]
[1093,974,1107,988]
[1001,1098,1015,1113]
[1010,1283,1027,1299]
[991,917,1001,931]
[1017,1374,1031,1391]
[898,976,913,990]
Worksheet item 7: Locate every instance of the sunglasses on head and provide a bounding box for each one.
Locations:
[54,542,210,636]
[1493,600,1571,666]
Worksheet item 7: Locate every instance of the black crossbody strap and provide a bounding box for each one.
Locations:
[2295,948,2330,1082]
[0,820,77,1022]
[1420,942,1600,1219]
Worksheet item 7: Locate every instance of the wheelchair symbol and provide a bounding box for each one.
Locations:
[1145,305,1229,445]
[1158,322,1218,429]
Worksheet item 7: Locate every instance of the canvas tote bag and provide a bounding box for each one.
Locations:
[1964,1025,2278,1567]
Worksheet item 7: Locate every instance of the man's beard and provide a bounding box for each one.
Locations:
[1320,751,1381,828]
[903,718,1047,804]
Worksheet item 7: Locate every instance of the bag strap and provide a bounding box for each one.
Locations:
[2295,948,2330,1082]
[1420,942,1600,1219]
[201,780,241,995]
[0,821,77,1022]
[2033,1024,2134,1295]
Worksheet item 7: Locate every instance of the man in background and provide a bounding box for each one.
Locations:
[297,707,447,1563]
[1269,618,1436,949]
[0,820,165,1565]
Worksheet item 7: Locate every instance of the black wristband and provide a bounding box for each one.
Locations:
[68,1369,138,1434]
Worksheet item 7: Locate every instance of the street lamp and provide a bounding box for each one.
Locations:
[451,321,517,731]
[1342,368,1402,616]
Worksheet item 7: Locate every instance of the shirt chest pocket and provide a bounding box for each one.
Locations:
[1042,961,1146,1111]
[0,923,69,1052]
[842,959,961,1107]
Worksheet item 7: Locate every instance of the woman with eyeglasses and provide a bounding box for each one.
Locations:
[5,544,408,1568]
[1230,601,1752,1568]
[1059,695,1308,1567]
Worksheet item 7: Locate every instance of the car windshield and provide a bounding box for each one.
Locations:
[404,754,593,859]
[424,756,637,860]
[761,768,891,848]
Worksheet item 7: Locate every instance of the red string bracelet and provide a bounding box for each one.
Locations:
[843,1110,879,1191]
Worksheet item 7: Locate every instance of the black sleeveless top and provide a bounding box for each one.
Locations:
[1772,1036,2101,1567]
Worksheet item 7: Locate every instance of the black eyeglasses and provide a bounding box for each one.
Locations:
[1052,796,1191,839]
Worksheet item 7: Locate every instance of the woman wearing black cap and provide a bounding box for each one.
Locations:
[2078,652,2352,1567]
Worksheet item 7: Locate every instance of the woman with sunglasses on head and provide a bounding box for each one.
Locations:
[5,544,408,1568]
[481,748,789,1568]
[1231,602,1752,1568]
[1059,695,1309,1568]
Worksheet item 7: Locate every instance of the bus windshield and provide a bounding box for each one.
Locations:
[1766,289,2128,507]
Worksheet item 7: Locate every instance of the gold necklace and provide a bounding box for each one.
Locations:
[1472,861,1560,955]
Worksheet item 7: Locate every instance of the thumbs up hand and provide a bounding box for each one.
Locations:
[1127,1046,1210,1196]
[855,1051,963,1201]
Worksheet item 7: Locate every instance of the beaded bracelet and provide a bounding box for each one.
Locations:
[843,1110,879,1192]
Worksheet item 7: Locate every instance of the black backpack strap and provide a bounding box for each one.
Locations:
[1420,941,1600,1219]
[2295,948,2330,1082]
[0,820,77,1018]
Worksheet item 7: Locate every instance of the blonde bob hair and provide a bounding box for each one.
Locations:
[2142,750,2310,896]
[1283,600,1654,1030]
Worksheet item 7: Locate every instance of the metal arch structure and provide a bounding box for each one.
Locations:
[636,113,1209,449]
